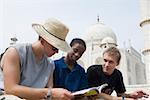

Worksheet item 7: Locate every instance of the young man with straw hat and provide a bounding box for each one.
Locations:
[0,18,73,100]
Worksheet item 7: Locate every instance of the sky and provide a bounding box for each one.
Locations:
[0,0,144,54]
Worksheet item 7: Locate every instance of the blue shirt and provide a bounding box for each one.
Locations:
[53,57,88,92]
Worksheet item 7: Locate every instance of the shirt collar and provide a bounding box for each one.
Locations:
[60,57,79,71]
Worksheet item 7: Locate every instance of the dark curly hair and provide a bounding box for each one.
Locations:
[70,38,86,50]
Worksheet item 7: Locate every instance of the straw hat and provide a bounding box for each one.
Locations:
[32,18,70,52]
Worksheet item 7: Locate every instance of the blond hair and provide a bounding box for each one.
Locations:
[103,47,121,65]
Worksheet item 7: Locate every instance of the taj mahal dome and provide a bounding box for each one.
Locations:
[79,18,146,85]
[77,2,150,93]
[78,12,150,93]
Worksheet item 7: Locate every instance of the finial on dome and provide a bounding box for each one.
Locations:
[128,39,132,47]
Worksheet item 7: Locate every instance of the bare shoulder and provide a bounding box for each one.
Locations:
[3,47,19,59]
[2,47,20,70]
[4,47,19,57]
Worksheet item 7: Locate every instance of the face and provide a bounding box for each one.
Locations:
[102,53,118,75]
[67,43,85,62]
[42,39,58,57]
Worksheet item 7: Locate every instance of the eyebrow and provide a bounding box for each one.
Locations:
[104,59,113,63]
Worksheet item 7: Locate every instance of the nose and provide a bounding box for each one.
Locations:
[105,61,110,66]
[50,50,58,56]
[53,50,58,54]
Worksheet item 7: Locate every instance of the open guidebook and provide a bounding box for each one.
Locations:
[72,83,108,97]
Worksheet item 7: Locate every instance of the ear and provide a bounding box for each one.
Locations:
[116,62,119,66]
[40,38,45,45]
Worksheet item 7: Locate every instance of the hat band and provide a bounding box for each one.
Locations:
[42,26,65,41]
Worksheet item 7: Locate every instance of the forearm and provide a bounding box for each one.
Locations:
[96,93,114,100]
[97,93,133,100]
[117,93,131,98]
[5,85,48,100]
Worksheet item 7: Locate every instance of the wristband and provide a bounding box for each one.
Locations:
[122,96,124,100]
[47,88,51,100]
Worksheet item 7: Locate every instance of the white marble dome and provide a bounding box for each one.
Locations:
[84,22,117,42]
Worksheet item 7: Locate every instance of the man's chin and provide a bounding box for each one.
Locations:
[47,53,55,57]
[72,57,78,61]
[103,70,110,75]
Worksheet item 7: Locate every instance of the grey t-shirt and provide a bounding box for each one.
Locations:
[10,43,54,88]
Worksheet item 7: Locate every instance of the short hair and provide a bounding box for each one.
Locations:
[103,47,121,65]
[70,38,86,50]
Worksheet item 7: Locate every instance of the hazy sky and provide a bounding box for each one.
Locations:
[0,0,144,54]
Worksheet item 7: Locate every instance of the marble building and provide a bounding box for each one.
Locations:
[79,19,146,85]
[139,0,150,84]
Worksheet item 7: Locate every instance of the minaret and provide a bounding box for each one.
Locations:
[10,35,18,45]
[139,0,150,84]
[97,15,100,23]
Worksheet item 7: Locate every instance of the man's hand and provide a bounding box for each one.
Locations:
[129,90,149,99]
[51,88,74,100]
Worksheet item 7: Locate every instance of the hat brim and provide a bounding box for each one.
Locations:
[32,24,71,52]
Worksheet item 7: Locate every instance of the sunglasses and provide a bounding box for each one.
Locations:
[52,46,59,52]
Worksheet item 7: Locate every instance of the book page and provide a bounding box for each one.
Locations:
[72,87,98,96]
[72,83,108,97]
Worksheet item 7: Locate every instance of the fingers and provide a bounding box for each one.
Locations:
[63,89,74,100]
[137,90,149,98]
[51,88,73,100]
